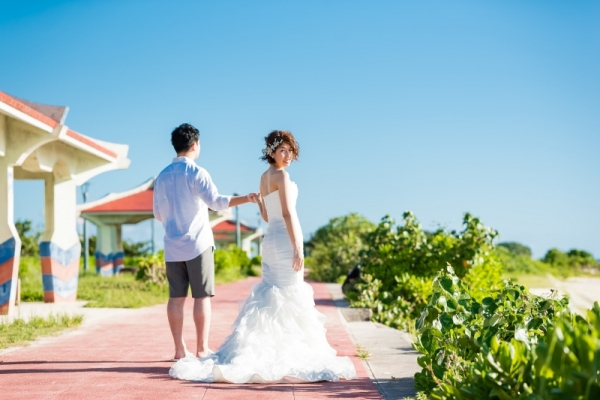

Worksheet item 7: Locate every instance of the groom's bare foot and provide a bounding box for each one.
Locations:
[196,349,213,359]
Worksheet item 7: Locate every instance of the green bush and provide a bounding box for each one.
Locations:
[135,252,167,284]
[497,242,532,258]
[346,212,502,331]
[305,213,375,282]
[413,266,600,399]
[543,248,599,276]
[495,246,548,275]
[18,256,44,301]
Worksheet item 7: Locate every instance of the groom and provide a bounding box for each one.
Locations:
[153,123,257,359]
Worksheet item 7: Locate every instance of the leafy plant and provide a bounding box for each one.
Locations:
[305,213,375,282]
[346,212,502,331]
[135,252,167,284]
[215,245,258,276]
[533,303,600,399]
[412,266,600,399]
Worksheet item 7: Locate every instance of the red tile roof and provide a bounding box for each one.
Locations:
[83,189,153,213]
[0,90,59,128]
[212,220,252,232]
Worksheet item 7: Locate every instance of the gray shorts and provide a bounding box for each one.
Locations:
[166,247,215,298]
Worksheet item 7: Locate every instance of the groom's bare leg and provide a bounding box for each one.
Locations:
[193,296,212,357]
[167,297,187,359]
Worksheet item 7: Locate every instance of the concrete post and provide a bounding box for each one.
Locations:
[114,224,124,274]
[0,163,21,315]
[95,223,121,276]
[40,174,81,303]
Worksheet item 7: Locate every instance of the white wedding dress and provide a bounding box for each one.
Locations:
[169,182,357,383]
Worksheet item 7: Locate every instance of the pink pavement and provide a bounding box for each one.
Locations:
[0,277,382,399]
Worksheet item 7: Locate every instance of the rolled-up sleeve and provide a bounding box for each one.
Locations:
[193,169,231,211]
[152,179,163,221]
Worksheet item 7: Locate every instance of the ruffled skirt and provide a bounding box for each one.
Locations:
[169,281,357,383]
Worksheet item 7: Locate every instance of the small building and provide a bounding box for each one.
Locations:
[79,178,262,276]
[0,90,130,315]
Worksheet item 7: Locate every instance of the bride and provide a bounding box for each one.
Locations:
[169,130,357,383]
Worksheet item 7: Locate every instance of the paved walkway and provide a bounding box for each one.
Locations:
[0,278,382,399]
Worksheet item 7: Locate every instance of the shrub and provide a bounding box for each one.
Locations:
[135,252,167,284]
[305,213,375,282]
[497,242,532,258]
[543,248,599,275]
[346,212,502,331]
[413,265,569,396]
[215,245,251,273]
[412,266,600,399]
[495,246,547,275]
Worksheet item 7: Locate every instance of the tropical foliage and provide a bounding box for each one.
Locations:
[305,213,375,282]
[413,266,599,400]
[345,212,502,331]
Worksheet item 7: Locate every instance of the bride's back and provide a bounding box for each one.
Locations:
[259,169,302,287]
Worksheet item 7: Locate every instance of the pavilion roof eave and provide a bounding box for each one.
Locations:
[78,178,155,213]
[80,211,154,217]
[0,90,129,166]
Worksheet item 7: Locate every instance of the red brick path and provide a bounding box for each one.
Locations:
[0,278,381,399]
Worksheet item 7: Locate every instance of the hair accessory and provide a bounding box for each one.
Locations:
[265,138,283,155]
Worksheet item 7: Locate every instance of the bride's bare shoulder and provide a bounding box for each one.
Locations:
[272,169,288,182]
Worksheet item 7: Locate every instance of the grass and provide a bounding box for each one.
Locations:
[18,255,258,308]
[355,344,370,360]
[77,272,170,308]
[215,265,261,285]
[0,313,83,349]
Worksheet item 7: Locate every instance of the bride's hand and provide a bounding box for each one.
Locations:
[247,193,260,203]
[292,247,304,272]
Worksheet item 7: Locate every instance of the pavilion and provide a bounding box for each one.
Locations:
[78,178,262,276]
[0,90,130,315]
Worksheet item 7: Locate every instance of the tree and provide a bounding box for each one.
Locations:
[15,219,41,257]
[305,213,375,282]
[543,247,598,271]
[497,242,532,258]
[123,240,151,257]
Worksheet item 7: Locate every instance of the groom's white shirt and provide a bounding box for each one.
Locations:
[153,156,231,262]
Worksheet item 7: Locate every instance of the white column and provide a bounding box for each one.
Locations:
[0,161,21,315]
[95,223,118,276]
[40,174,81,302]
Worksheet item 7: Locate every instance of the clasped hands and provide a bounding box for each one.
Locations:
[247,193,261,203]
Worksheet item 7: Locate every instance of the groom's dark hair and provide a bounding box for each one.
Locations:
[171,123,200,153]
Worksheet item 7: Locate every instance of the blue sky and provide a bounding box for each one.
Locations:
[1,0,598,258]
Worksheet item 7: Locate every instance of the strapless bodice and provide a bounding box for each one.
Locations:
[263,181,298,224]
[261,182,302,287]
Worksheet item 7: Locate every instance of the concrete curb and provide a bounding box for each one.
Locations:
[325,283,420,400]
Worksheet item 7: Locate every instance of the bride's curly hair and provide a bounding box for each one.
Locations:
[260,130,300,164]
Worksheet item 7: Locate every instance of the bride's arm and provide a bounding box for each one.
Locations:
[276,171,303,271]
